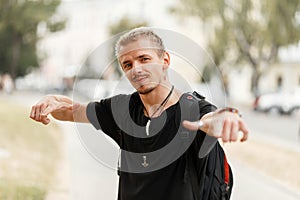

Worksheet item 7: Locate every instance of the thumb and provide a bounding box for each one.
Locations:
[182,120,202,131]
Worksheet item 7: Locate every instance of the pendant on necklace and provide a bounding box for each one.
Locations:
[146,120,150,136]
[142,155,149,167]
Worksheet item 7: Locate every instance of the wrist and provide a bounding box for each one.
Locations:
[217,107,242,117]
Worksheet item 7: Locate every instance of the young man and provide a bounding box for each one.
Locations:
[30,27,248,200]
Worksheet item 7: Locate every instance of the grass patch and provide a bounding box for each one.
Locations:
[0,179,46,200]
[0,98,62,199]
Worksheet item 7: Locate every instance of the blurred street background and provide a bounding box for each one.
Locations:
[1,0,300,199]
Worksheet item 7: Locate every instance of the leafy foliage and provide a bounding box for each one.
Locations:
[0,0,65,79]
[109,16,148,36]
[171,0,300,93]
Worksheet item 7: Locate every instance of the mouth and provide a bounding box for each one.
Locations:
[132,75,148,84]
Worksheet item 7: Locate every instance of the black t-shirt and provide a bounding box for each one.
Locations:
[86,92,217,200]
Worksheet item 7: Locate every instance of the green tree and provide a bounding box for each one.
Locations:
[0,0,65,80]
[171,0,300,94]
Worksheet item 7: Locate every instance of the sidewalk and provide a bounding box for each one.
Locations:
[231,160,300,200]
[61,123,118,200]
[45,123,70,200]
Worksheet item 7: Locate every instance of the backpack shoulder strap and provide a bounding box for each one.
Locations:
[191,91,206,100]
[180,91,205,200]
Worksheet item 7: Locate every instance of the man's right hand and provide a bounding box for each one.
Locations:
[30,95,85,125]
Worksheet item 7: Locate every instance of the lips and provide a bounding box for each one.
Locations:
[133,75,148,83]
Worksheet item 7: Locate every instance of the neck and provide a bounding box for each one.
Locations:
[140,84,181,117]
[140,83,171,103]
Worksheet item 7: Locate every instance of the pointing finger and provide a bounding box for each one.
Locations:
[30,106,36,119]
[239,120,249,142]
[221,119,231,142]
[230,121,239,142]
[39,103,47,121]
[34,104,41,122]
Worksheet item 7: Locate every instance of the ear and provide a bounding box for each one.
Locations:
[162,52,170,70]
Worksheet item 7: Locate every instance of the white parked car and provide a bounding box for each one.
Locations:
[253,89,300,115]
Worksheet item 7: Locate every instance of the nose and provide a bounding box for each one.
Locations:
[132,62,142,74]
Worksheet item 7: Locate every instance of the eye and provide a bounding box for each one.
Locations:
[141,57,150,62]
[123,63,132,70]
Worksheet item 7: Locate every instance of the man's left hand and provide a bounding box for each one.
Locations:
[182,109,249,143]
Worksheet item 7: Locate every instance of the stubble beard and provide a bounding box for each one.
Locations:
[137,85,156,95]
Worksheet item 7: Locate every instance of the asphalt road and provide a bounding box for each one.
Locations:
[240,106,300,151]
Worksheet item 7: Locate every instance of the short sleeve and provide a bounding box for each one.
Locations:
[86,102,101,130]
[86,98,121,144]
[198,100,217,119]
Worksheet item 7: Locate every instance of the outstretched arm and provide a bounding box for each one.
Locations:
[183,108,249,143]
[30,95,89,125]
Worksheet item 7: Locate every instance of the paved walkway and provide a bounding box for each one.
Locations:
[230,160,300,200]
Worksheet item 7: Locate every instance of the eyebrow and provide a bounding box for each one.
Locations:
[137,54,149,59]
[136,54,153,62]
[121,54,151,66]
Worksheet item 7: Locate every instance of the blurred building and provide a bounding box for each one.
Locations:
[260,62,300,93]
[228,42,300,104]
[259,42,300,94]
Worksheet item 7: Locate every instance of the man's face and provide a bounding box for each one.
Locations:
[118,39,169,94]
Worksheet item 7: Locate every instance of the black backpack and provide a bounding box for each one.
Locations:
[182,91,233,200]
